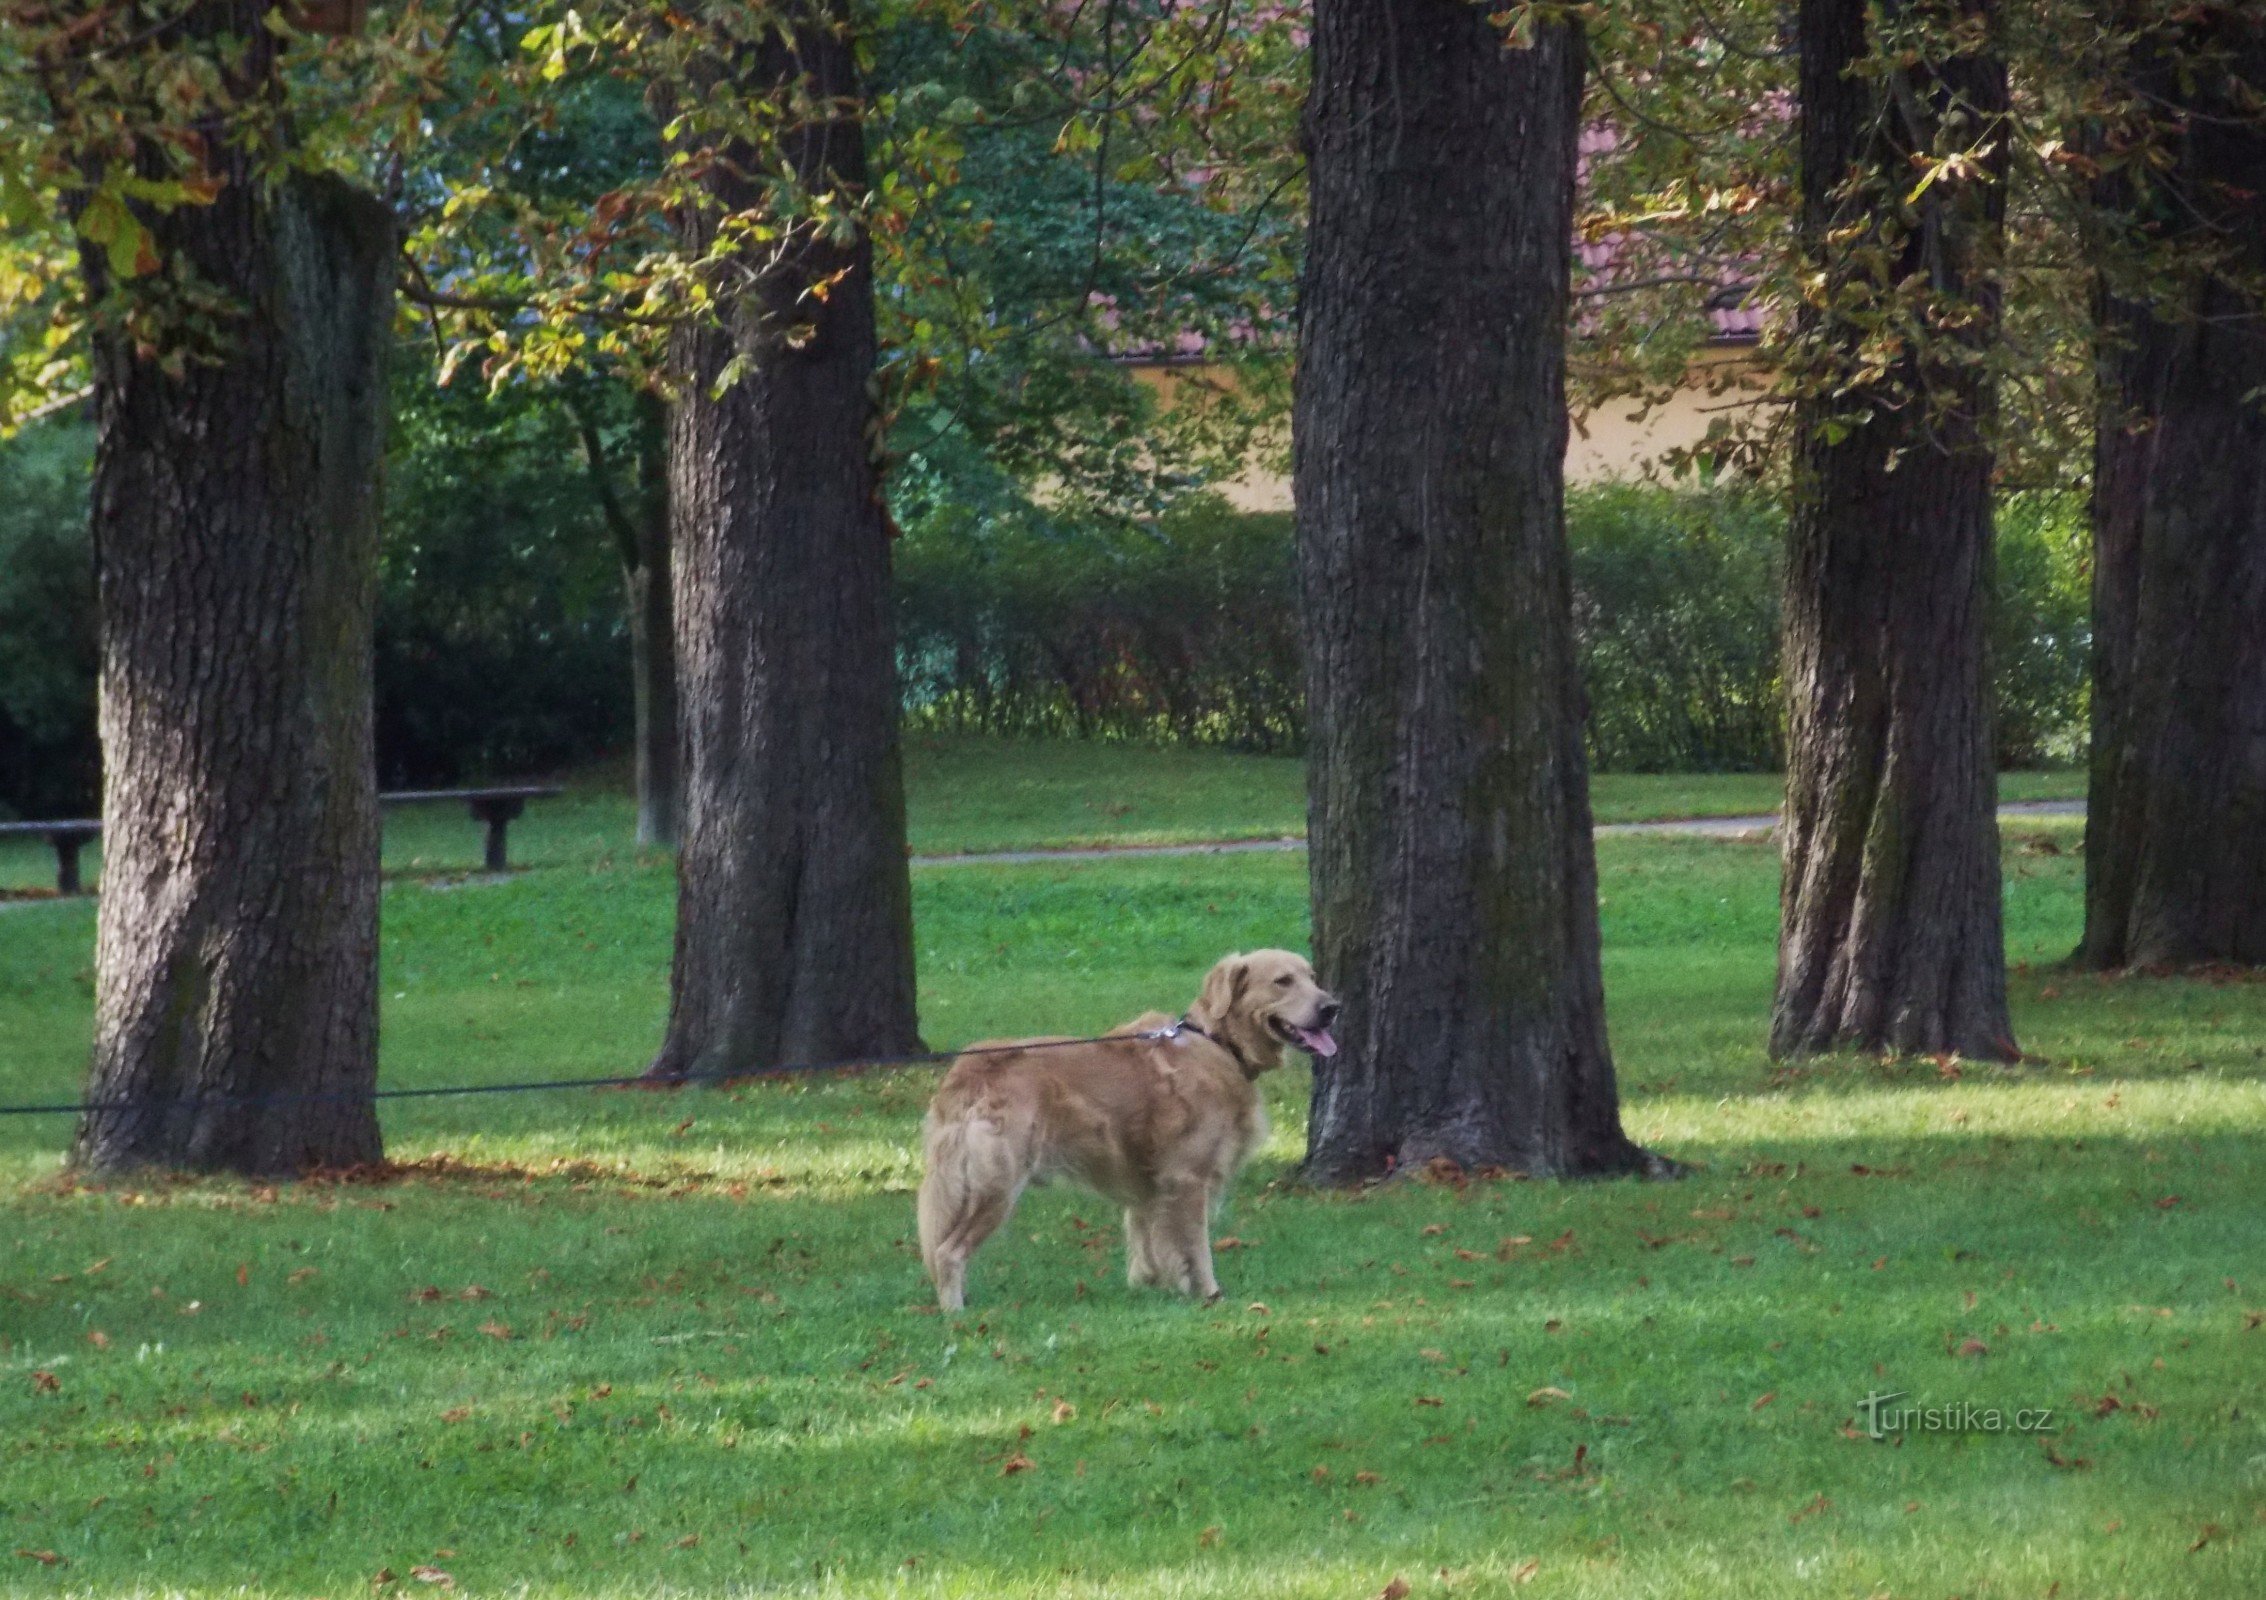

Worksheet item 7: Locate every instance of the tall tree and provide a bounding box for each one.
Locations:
[50,3,394,1171]
[643,0,923,1082]
[1295,0,1663,1182]
[2079,7,2266,969]
[1771,0,2020,1061]
[568,387,680,849]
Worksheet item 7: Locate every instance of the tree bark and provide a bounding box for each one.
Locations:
[2080,13,2266,970]
[68,23,393,1172]
[570,388,681,850]
[644,2,922,1081]
[1294,0,1661,1183]
[1772,0,2019,1061]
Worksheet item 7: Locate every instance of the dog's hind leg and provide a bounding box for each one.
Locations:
[918,1114,1025,1312]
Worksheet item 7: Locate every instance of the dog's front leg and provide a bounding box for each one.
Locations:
[1155,1184,1221,1301]
[1124,1206,1161,1288]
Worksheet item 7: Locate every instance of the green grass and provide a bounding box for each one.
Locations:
[0,737,2088,892]
[3,793,2261,1598]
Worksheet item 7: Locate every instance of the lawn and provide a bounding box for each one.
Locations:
[2,780,2259,1597]
[0,736,2088,892]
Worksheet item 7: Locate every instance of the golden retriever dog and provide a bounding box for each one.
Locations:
[917,950,1339,1311]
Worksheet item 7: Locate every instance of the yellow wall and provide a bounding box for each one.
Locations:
[1127,347,1771,512]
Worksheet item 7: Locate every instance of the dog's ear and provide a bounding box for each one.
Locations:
[1195,954,1249,1022]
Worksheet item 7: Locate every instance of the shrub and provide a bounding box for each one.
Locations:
[0,419,99,820]
[1990,493,2091,768]
[1566,483,1783,771]
[897,498,1303,751]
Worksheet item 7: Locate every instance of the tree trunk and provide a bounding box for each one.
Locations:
[1295,0,1661,1184]
[644,3,922,1081]
[1771,0,2019,1061]
[71,140,393,1172]
[570,388,681,850]
[2080,14,2266,970]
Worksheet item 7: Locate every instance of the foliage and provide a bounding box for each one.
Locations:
[897,494,1302,751]
[1991,491,2092,768]
[1568,483,1783,772]
[2,817,2259,1595]
[0,414,96,819]
[376,363,634,786]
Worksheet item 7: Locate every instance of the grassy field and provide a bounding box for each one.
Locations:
[2,761,2258,1598]
[0,736,2089,891]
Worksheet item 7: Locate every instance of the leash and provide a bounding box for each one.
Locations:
[0,1020,1197,1119]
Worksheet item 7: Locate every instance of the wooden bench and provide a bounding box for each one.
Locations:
[0,820,103,896]
[0,786,565,895]
[380,786,564,873]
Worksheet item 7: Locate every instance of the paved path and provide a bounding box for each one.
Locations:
[909,798,2086,869]
[3,799,2086,903]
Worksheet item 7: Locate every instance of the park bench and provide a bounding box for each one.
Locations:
[0,785,564,896]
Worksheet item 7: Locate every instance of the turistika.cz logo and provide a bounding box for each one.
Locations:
[1854,1390,2055,1441]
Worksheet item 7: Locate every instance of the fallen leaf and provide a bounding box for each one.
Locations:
[371,1569,397,1589]
[1413,1395,1444,1407]
[478,1320,513,1341]
[1510,1558,1540,1583]
[1526,1387,1572,1408]
[86,1330,109,1350]
[1052,1401,1076,1424]
[440,1406,472,1424]
[14,1550,65,1568]
[1751,1391,1777,1411]
[1956,1338,1989,1358]
[1000,1452,1035,1476]
[410,1566,454,1588]
[2189,1524,2222,1554]
[30,1371,58,1394]
[1378,1578,1411,1600]
[672,1534,700,1549]
[236,1263,250,1287]
[1197,1526,1221,1548]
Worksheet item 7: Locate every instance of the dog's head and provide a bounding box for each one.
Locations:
[1189,949,1340,1075]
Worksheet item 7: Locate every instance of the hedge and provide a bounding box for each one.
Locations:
[896,484,2092,771]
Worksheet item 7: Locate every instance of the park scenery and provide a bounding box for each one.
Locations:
[1,1,2262,1598]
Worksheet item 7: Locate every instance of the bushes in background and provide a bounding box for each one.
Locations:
[0,414,2098,810]
[897,483,2090,770]
[897,499,1303,751]
[0,420,99,820]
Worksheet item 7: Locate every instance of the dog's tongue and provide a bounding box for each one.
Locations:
[1292,1024,1339,1058]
